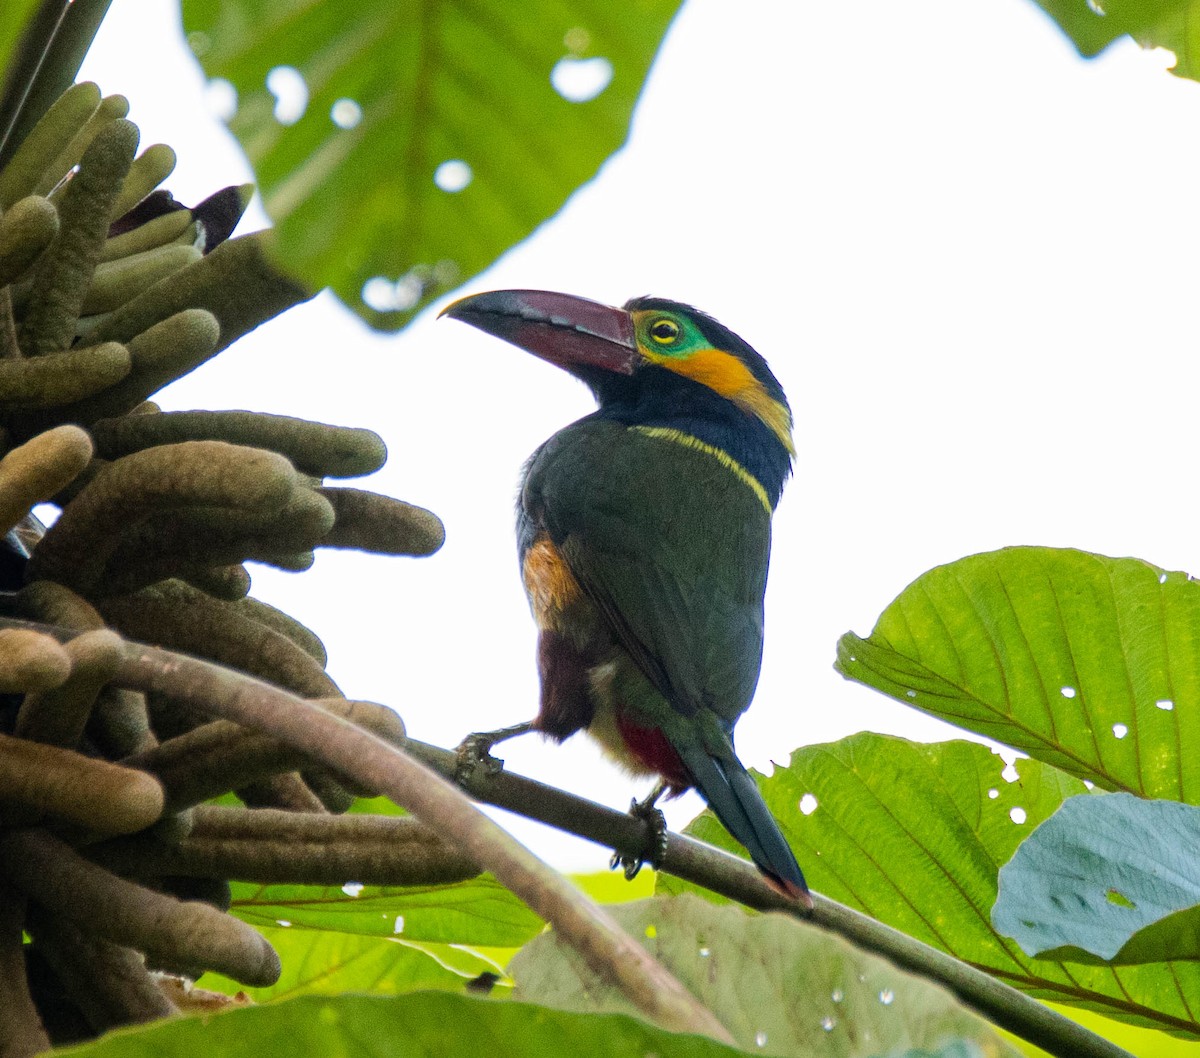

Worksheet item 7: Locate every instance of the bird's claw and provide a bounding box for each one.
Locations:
[454,733,507,782]
[610,795,669,880]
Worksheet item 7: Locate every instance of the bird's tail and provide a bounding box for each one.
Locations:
[679,746,808,900]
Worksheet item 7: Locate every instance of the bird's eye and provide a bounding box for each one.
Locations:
[648,318,680,345]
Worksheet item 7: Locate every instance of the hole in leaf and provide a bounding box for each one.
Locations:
[754,1031,768,1047]
[831,989,844,1003]
[266,65,308,125]
[1086,0,1106,12]
[879,988,895,1005]
[1009,806,1027,824]
[393,915,405,934]
[341,881,364,897]
[645,924,657,939]
[1157,699,1174,711]
[1001,762,1019,783]
[1112,723,1128,739]
[1160,572,1169,584]
[551,56,614,102]
[698,946,710,957]
[1106,889,1137,909]
[434,159,472,192]
[276,919,292,927]
[987,788,999,799]
[331,98,362,129]
[799,793,818,815]
[205,78,237,121]
[1060,686,1076,699]
[820,1016,836,1031]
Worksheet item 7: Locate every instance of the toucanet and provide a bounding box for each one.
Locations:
[442,289,807,900]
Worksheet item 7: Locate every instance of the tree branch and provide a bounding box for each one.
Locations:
[403,740,1135,1058]
[109,639,735,1047]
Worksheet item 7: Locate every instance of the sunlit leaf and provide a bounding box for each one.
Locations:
[511,893,1022,1057]
[1027,0,1200,79]
[659,733,1200,1038]
[180,0,682,330]
[837,547,1200,800]
[229,874,542,945]
[57,992,749,1058]
[201,923,506,1002]
[994,791,1200,964]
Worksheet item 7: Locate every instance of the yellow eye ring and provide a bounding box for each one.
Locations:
[648,317,680,344]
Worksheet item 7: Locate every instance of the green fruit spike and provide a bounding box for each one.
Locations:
[83,243,201,315]
[0,82,101,210]
[92,230,311,353]
[18,118,139,357]
[13,308,219,436]
[36,93,130,199]
[109,143,176,222]
[0,195,58,288]
[99,207,191,262]
[0,343,130,410]
[90,410,387,478]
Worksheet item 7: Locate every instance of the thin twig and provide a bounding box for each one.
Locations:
[110,640,735,1047]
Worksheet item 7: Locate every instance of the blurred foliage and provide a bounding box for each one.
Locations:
[180,0,683,330]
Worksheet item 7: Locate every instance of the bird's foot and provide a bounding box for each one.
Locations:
[610,787,669,880]
[454,721,535,782]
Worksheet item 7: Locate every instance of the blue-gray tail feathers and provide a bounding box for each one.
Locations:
[679,746,808,898]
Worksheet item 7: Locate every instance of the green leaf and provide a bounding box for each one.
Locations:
[837,547,1200,800]
[229,875,543,945]
[659,733,1200,1038]
[179,0,682,330]
[993,791,1200,964]
[0,1,41,92]
[510,893,1022,1057]
[201,923,505,1001]
[1028,0,1200,80]
[55,992,750,1058]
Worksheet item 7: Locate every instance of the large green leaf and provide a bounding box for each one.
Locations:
[229,874,542,945]
[837,547,1200,801]
[1028,0,1200,79]
[510,893,1022,1057]
[201,922,505,1002]
[55,992,749,1058]
[994,792,1200,964]
[659,734,1200,1037]
[179,0,682,330]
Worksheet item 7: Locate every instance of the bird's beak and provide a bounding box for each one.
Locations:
[440,289,640,376]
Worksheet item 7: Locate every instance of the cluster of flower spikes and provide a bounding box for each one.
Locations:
[0,82,480,1054]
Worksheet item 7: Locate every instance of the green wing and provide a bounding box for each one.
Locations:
[521,418,772,728]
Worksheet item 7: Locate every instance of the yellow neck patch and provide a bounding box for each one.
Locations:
[647,348,795,455]
[631,425,773,514]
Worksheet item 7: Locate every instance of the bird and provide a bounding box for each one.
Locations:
[441,288,808,902]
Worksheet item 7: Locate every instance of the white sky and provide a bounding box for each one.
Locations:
[79,0,1200,868]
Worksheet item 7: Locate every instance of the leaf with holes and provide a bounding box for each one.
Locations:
[510,893,1022,1057]
[229,875,542,945]
[1027,0,1200,80]
[837,547,1200,801]
[180,0,682,330]
[994,791,1200,964]
[658,733,1200,1037]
